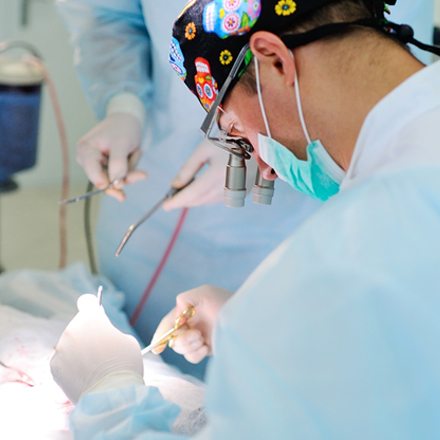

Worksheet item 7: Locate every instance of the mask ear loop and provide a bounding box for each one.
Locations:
[256,53,312,145]
[293,67,312,145]
[254,56,272,138]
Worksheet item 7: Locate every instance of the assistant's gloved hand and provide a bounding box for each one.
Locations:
[77,112,147,202]
[162,139,230,210]
[50,294,144,403]
[151,285,233,364]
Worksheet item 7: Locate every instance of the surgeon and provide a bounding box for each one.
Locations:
[55,0,434,377]
[51,0,440,438]
[56,0,320,377]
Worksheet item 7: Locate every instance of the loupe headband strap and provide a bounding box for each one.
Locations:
[280,18,440,57]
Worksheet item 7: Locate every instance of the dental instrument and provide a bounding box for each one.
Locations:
[59,179,122,204]
[115,180,194,257]
[141,305,195,355]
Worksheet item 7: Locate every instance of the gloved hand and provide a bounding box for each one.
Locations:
[50,294,144,403]
[151,285,233,364]
[77,112,147,202]
[162,139,230,210]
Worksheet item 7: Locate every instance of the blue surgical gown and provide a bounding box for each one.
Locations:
[56,0,320,376]
[68,61,440,438]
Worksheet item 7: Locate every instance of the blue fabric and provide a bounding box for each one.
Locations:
[57,0,152,120]
[57,0,321,376]
[70,168,440,439]
[205,168,440,439]
[71,385,185,439]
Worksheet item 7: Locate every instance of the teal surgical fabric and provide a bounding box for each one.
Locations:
[258,135,344,201]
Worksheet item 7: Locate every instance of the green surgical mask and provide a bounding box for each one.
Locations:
[254,56,345,201]
[258,135,345,201]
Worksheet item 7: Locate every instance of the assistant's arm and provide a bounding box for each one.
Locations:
[56,0,152,120]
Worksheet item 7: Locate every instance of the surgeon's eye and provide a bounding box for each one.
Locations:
[228,122,244,138]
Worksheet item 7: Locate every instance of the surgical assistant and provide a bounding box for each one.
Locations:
[51,0,440,438]
[56,0,320,375]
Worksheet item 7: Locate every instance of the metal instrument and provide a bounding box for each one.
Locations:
[115,180,194,257]
[59,179,122,204]
[97,285,103,306]
[141,305,195,355]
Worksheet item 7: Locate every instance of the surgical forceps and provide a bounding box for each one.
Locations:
[115,179,194,257]
[59,179,123,204]
[141,305,195,355]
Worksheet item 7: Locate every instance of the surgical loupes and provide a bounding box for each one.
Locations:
[224,153,274,208]
[224,153,247,208]
[252,169,274,205]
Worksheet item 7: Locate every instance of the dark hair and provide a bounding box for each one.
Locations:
[287,0,375,34]
[239,0,382,93]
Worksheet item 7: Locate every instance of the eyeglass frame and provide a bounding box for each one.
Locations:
[200,44,255,159]
[199,21,368,160]
[200,17,425,160]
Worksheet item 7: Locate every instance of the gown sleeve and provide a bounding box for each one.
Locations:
[56,0,153,119]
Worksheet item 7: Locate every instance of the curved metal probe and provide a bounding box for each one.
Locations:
[115,196,168,257]
[115,179,194,257]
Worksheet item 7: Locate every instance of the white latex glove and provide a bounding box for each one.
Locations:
[162,139,230,210]
[50,294,144,403]
[151,285,233,364]
[77,112,147,202]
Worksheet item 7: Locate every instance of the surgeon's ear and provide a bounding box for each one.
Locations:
[250,31,296,88]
